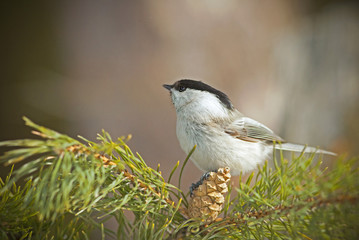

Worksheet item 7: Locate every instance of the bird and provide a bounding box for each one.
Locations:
[163,79,336,176]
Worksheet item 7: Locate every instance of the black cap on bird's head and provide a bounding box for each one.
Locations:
[163,79,233,110]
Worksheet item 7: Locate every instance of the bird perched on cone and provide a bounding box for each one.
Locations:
[163,79,336,176]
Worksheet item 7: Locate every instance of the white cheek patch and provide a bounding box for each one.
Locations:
[171,90,193,111]
[171,88,230,121]
[190,91,229,119]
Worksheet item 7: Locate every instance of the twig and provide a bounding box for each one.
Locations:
[223,195,359,225]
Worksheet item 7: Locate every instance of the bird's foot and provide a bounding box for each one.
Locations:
[190,170,217,196]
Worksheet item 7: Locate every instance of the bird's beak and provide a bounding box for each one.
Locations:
[163,84,173,91]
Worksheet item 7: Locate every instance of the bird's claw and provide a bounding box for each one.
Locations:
[189,170,217,196]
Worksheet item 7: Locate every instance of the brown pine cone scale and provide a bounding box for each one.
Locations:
[187,167,231,223]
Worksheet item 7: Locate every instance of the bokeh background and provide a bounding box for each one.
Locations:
[1,0,359,199]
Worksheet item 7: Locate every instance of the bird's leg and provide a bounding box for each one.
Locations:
[190,170,218,196]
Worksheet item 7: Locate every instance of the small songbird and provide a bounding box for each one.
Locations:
[163,79,336,176]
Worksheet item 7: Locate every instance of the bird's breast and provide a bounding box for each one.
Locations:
[176,117,201,153]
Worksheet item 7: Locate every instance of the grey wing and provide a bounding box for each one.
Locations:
[225,117,284,143]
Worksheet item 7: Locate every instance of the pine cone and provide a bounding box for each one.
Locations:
[188,167,231,223]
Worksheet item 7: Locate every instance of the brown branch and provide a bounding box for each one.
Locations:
[223,194,359,226]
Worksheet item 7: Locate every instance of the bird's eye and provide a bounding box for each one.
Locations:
[178,86,186,92]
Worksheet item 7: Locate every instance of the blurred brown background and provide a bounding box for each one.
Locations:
[1,1,359,191]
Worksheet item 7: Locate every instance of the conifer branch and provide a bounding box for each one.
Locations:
[0,117,358,239]
[65,143,189,217]
[225,194,359,224]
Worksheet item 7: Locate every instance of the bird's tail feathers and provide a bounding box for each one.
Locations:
[274,142,337,156]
